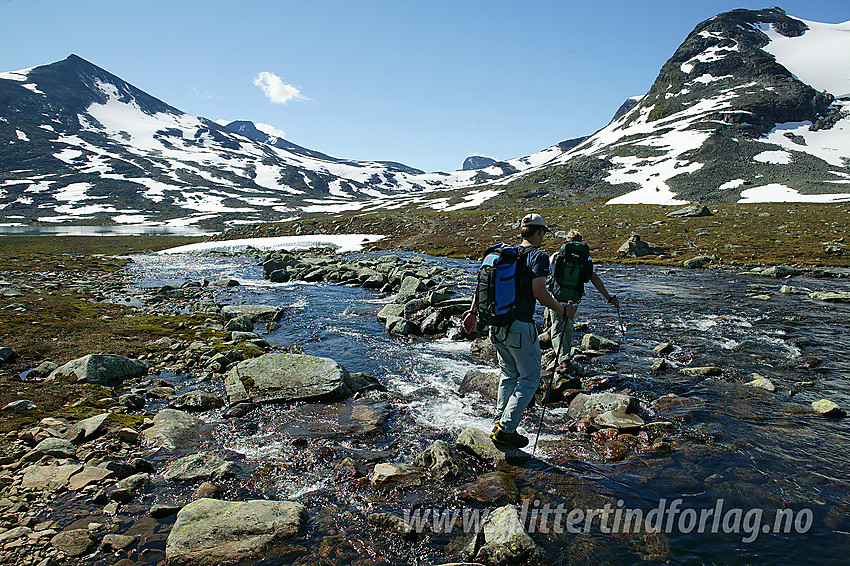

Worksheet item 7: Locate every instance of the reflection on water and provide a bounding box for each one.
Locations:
[122,254,850,565]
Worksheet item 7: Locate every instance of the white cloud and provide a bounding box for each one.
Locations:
[253,72,309,105]
[255,122,286,139]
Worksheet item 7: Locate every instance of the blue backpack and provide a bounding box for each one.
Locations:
[475,244,531,328]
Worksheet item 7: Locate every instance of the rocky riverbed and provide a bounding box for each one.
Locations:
[1,244,849,565]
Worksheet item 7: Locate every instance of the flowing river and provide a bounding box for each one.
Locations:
[87,251,850,565]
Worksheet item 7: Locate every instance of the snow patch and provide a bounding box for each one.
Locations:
[753,150,792,164]
[738,183,850,203]
[763,17,850,97]
[158,234,386,255]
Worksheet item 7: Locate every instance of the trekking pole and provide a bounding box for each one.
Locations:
[532,308,568,458]
[616,304,636,380]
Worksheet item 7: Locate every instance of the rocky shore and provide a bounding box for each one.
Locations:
[0,242,847,565]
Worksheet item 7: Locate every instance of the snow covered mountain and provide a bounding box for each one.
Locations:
[2,7,850,230]
[0,55,516,229]
[493,8,850,205]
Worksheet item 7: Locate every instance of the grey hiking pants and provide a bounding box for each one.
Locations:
[490,320,541,434]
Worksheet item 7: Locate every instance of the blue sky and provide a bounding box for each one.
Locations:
[1,1,847,173]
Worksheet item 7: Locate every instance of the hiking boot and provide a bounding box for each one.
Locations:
[490,424,529,449]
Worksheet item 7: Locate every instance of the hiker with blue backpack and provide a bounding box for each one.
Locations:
[462,213,575,449]
[545,229,620,374]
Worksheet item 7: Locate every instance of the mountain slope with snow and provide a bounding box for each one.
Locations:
[492,8,850,206]
[2,7,850,230]
[0,55,530,228]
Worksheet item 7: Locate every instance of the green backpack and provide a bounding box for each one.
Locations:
[550,241,593,303]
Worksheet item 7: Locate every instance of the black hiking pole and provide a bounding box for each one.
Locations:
[531,309,569,458]
[616,304,636,380]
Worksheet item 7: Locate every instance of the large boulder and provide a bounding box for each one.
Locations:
[169,390,226,412]
[568,393,638,419]
[394,276,428,304]
[466,504,545,565]
[47,354,146,386]
[459,369,500,399]
[224,353,353,405]
[165,498,307,566]
[163,452,244,482]
[141,409,205,449]
[414,440,462,479]
[617,234,664,257]
[666,204,712,218]
[456,426,529,465]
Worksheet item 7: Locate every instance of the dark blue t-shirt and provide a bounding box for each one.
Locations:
[515,245,549,322]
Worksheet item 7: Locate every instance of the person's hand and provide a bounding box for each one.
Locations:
[562,302,577,319]
[608,295,620,309]
[462,311,478,334]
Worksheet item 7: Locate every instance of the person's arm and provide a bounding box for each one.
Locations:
[590,272,619,308]
[533,277,576,318]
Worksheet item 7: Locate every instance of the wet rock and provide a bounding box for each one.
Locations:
[779,285,805,295]
[459,369,500,399]
[34,437,76,458]
[141,409,204,449]
[376,303,405,323]
[51,529,95,557]
[581,334,619,351]
[165,498,307,566]
[169,390,225,412]
[338,399,392,433]
[223,402,253,419]
[812,399,846,417]
[67,466,114,491]
[617,234,664,257]
[151,503,183,518]
[21,464,83,490]
[47,354,147,386]
[761,266,798,278]
[470,337,498,366]
[163,452,244,482]
[394,276,428,304]
[667,204,712,218]
[385,315,416,336]
[594,411,645,429]
[683,255,715,269]
[4,399,38,414]
[414,440,462,479]
[456,426,530,465]
[221,304,284,322]
[465,504,544,566]
[371,463,423,487]
[192,482,221,500]
[367,512,418,540]
[568,393,637,419]
[457,471,519,506]
[653,342,674,356]
[101,533,136,551]
[116,472,151,492]
[348,372,386,393]
[745,373,776,392]
[225,353,353,405]
[809,291,850,303]
[223,314,253,332]
[650,359,668,373]
[680,366,721,377]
